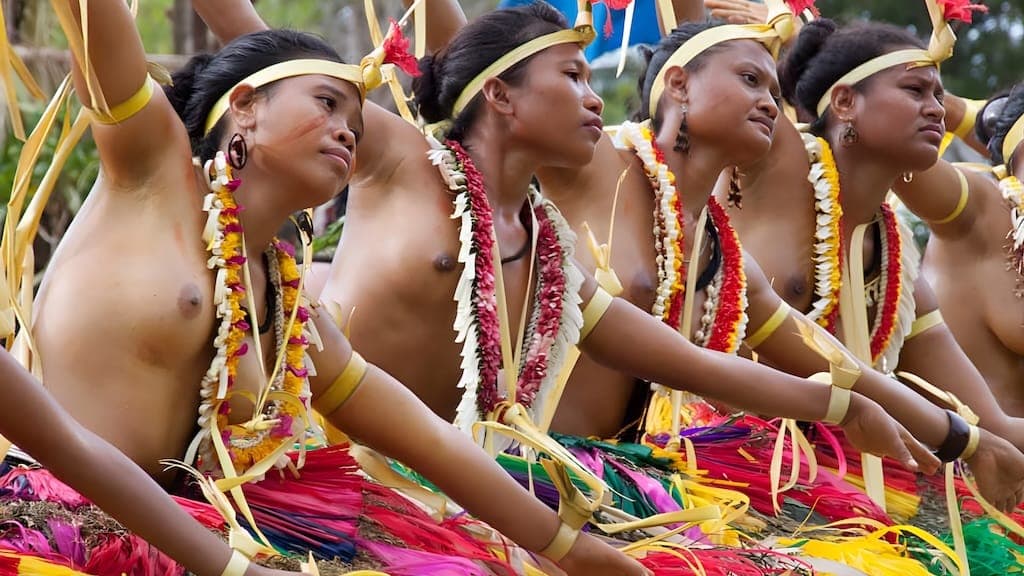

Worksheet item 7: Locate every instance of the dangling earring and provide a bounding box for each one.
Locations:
[840,120,858,147]
[228,133,248,170]
[728,166,743,209]
[902,172,914,183]
[673,104,690,154]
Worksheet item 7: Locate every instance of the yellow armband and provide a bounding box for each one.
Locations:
[907,309,944,340]
[744,301,791,349]
[313,351,368,417]
[952,98,984,139]
[931,169,969,225]
[220,550,250,576]
[91,75,155,124]
[538,521,579,562]
[579,287,613,343]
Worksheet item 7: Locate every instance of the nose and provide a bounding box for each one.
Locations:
[924,93,945,123]
[583,82,604,117]
[759,90,779,121]
[333,123,357,154]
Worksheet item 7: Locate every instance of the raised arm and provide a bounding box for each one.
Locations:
[892,157,995,243]
[0,350,292,576]
[306,307,649,576]
[66,0,184,184]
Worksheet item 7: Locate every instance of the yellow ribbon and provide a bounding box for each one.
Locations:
[816,0,961,117]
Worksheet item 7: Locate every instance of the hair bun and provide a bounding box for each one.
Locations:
[164,53,215,120]
[412,53,449,124]
[779,19,837,106]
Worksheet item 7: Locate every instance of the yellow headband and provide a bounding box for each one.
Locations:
[648,0,798,119]
[203,59,373,135]
[815,0,962,117]
[1002,111,1024,168]
[451,10,596,118]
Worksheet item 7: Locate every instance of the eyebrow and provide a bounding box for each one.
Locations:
[313,82,365,139]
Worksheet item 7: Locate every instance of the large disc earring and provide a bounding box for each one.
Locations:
[673,104,690,154]
[228,132,248,170]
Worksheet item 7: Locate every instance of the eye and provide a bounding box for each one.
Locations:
[565,70,582,82]
[903,85,923,96]
[742,72,758,85]
[317,95,337,111]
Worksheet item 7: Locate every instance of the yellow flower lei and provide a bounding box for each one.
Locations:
[190,152,314,475]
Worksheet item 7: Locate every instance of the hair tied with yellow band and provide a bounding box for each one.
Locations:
[446,0,596,121]
[815,0,986,117]
[204,0,423,135]
[648,0,811,118]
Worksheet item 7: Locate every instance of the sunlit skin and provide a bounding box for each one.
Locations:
[726,55,1024,512]
[36,2,669,573]
[896,121,1024,417]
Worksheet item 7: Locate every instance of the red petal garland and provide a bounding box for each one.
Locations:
[868,205,902,364]
[705,198,747,353]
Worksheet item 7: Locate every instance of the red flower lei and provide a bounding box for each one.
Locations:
[436,140,580,432]
[869,204,902,364]
[621,121,748,353]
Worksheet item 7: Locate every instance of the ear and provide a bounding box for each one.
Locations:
[830,85,859,121]
[228,84,259,131]
[480,77,515,116]
[663,65,691,108]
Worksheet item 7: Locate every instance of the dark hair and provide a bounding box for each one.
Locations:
[778,19,925,134]
[989,83,1024,165]
[633,21,728,129]
[413,1,567,141]
[165,29,343,162]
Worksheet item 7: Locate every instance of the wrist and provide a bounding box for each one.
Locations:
[934,409,977,463]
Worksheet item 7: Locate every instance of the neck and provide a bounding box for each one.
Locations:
[655,131,727,221]
[230,168,296,258]
[462,126,538,220]
[828,138,897,231]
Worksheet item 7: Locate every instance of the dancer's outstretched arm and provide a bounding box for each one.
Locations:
[309,308,651,576]
[0,350,295,576]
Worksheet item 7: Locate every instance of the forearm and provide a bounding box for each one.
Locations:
[193,0,268,42]
[405,0,466,53]
[899,328,1015,441]
[330,366,560,554]
[0,354,233,576]
[581,299,832,422]
[754,314,950,447]
[37,431,233,576]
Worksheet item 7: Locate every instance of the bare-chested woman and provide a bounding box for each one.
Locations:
[887,84,1024,417]
[195,0,943,484]
[21,1,653,574]
[720,17,1024,510]
[535,13,1024,513]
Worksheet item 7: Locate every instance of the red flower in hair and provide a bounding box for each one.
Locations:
[785,0,818,16]
[383,19,421,77]
[937,0,988,23]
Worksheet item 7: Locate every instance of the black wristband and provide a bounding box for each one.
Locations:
[934,409,971,463]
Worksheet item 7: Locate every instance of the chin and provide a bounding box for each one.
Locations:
[902,146,941,172]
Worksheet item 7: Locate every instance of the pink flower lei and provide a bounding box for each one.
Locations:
[429,139,583,435]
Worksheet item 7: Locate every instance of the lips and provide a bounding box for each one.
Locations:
[750,116,774,135]
[322,146,352,169]
[583,116,604,131]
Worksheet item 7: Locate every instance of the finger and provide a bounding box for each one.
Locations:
[901,426,941,475]
[708,9,758,23]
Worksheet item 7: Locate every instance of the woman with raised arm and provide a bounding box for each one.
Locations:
[887,84,1024,418]
[721,11,1024,513]
[3,1,654,574]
